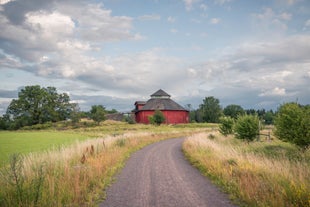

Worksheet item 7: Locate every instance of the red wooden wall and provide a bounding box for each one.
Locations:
[135,110,189,124]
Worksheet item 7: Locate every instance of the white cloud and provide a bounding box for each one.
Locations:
[185,35,310,108]
[210,18,220,24]
[252,8,292,34]
[187,68,197,78]
[26,11,75,39]
[0,1,141,79]
[259,87,286,97]
[63,3,135,42]
[0,0,15,5]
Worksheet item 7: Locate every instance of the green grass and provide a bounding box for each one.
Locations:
[0,122,211,206]
[0,122,213,167]
[0,131,88,166]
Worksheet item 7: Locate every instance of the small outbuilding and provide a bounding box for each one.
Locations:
[133,89,189,124]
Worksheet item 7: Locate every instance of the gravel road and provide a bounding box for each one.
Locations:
[100,137,237,207]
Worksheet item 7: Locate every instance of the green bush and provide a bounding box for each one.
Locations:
[275,103,310,149]
[234,114,259,142]
[219,116,234,136]
[148,110,165,125]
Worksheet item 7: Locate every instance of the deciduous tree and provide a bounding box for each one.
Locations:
[90,105,106,125]
[199,96,222,123]
[223,104,244,119]
[6,85,76,129]
[275,103,310,149]
[234,114,259,142]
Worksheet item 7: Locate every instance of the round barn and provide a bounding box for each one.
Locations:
[133,89,189,124]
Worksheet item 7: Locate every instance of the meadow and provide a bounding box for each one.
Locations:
[1,121,309,207]
[0,131,88,167]
[183,132,310,207]
[0,121,210,207]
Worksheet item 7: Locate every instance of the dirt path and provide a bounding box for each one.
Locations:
[100,138,237,207]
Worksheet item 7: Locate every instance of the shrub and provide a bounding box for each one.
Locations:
[219,116,234,136]
[90,105,106,125]
[275,103,310,149]
[148,110,165,125]
[234,114,259,142]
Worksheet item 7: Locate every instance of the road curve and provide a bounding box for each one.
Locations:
[100,137,237,207]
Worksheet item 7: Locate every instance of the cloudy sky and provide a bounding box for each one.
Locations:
[0,0,309,114]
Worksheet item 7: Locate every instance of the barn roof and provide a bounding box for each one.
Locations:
[141,98,187,111]
[151,89,171,98]
[137,89,188,111]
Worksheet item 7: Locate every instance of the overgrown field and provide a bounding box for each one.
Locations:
[183,132,310,207]
[0,122,211,207]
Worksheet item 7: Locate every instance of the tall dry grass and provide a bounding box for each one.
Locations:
[183,132,310,207]
[0,127,205,207]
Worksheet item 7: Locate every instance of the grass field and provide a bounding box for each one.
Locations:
[183,132,310,207]
[0,131,89,166]
[0,121,211,207]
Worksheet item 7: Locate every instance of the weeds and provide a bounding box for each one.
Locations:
[0,123,208,206]
[0,154,45,207]
[183,132,310,207]
[115,138,126,147]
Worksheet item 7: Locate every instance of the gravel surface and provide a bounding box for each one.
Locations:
[100,137,237,207]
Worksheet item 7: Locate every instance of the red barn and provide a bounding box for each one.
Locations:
[133,89,189,124]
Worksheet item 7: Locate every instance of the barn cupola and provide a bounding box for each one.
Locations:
[151,89,171,99]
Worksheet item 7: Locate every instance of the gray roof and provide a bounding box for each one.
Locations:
[151,89,171,98]
[140,98,188,111]
[136,89,188,111]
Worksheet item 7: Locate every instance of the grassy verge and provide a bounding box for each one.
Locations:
[0,122,211,207]
[183,132,310,207]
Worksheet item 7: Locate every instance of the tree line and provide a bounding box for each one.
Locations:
[187,96,275,125]
[0,85,116,130]
[0,86,308,149]
[190,96,309,149]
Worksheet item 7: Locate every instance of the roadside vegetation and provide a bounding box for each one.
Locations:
[183,131,310,207]
[185,102,309,206]
[0,121,211,207]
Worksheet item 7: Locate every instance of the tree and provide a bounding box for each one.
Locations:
[70,103,81,125]
[148,110,165,125]
[234,114,259,142]
[223,104,244,119]
[263,110,275,125]
[90,105,106,125]
[275,103,310,149]
[199,96,222,123]
[219,116,234,136]
[5,85,76,129]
